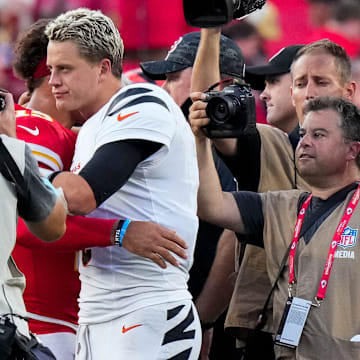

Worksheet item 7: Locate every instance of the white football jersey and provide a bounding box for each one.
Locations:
[71,83,199,324]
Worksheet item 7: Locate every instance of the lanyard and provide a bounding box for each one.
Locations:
[288,185,360,304]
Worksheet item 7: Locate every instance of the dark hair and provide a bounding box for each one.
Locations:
[12,18,52,93]
[303,96,360,167]
[292,39,352,84]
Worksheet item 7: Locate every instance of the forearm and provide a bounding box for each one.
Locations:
[19,148,67,241]
[24,195,67,242]
[196,229,237,323]
[196,137,225,223]
[196,136,244,232]
[190,28,237,156]
[213,138,238,156]
[53,171,96,215]
[17,216,115,251]
[191,28,221,93]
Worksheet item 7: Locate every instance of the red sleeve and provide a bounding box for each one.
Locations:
[17,216,115,251]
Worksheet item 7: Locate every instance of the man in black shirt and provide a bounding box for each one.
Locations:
[190,29,305,359]
[190,29,356,359]
[193,95,360,359]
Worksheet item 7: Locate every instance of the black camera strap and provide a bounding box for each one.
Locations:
[0,317,17,359]
[254,243,291,331]
[206,78,234,92]
[254,188,351,331]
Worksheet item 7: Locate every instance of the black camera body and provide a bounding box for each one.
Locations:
[203,83,256,138]
[0,95,5,111]
[0,316,17,359]
[183,0,266,28]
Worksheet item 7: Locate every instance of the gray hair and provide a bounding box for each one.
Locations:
[45,8,124,78]
[303,96,360,167]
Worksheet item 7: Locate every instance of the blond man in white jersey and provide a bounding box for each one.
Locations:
[45,8,201,360]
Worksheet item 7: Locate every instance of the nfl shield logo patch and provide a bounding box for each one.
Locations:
[338,226,358,248]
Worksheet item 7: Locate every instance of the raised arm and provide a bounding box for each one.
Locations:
[191,28,221,93]
[190,28,238,156]
[191,112,244,233]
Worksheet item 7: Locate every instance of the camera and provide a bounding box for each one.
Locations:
[0,316,17,358]
[202,82,256,138]
[183,0,266,28]
[0,95,5,111]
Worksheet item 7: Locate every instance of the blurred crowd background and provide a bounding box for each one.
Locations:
[1,0,360,107]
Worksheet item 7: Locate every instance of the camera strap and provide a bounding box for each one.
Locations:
[0,137,27,199]
[0,317,17,359]
[206,78,234,92]
[254,242,291,331]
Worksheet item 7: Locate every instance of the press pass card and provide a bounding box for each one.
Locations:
[275,297,312,348]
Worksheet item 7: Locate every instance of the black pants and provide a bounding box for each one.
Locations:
[240,330,275,360]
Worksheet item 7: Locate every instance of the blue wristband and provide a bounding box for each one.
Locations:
[114,219,131,247]
[119,219,131,246]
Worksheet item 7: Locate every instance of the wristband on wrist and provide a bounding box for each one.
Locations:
[114,219,131,247]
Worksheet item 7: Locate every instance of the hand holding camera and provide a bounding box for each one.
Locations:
[189,92,211,140]
[185,1,265,138]
[203,81,257,138]
[189,82,256,139]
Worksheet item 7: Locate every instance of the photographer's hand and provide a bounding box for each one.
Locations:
[0,90,16,138]
[189,92,210,140]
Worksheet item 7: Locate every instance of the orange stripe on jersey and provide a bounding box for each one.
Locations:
[32,150,62,169]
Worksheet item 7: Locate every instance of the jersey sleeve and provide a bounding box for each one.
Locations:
[232,190,264,247]
[17,215,115,252]
[95,85,176,152]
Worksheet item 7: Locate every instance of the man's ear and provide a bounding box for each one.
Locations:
[344,81,356,101]
[290,86,295,106]
[99,58,112,77]
[347,141,360,161]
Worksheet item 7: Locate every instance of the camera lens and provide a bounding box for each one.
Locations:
[213,101,229,123]
[206,95,238,125]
